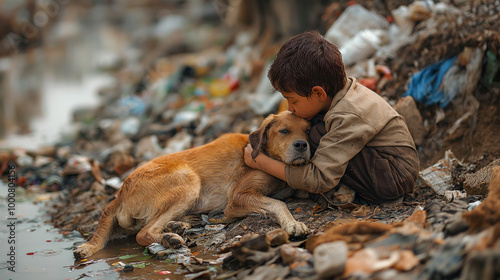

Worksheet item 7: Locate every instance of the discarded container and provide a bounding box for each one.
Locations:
[340,29,387,66]
[325,4,389,48]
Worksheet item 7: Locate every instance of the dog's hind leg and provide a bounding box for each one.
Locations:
[135,168,201,248]
[73,198,121,260]
[135,208,187,247]
[225,171,309,237]
[135,205,198,249]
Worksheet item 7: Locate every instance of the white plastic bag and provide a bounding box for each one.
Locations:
[339,29,387,66]
[325,4,389,48]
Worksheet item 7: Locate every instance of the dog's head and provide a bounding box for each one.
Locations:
[249,111,311,165]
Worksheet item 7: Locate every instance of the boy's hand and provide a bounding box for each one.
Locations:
[244,144,287,182]
[244,144,259,169]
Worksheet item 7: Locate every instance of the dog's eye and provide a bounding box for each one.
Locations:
[279,129,289,134]
[306,129,310,134]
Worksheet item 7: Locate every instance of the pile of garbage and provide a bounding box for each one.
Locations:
[1,0,500,279]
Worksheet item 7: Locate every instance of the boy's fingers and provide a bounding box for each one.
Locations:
[244,144,257,164]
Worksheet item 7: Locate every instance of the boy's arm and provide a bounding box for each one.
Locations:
[244,144,287,182]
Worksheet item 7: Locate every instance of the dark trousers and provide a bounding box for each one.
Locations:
[308,114,419,205]
[340,146,419,205]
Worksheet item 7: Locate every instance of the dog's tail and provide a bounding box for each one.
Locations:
[73,196,122,260]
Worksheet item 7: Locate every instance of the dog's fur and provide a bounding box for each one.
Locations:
[73,111,311,259]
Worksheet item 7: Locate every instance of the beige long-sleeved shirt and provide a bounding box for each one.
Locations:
[285,77,416,193]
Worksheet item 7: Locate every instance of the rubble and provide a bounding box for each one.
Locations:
[1,0,499,279]
[393,96,427,146]
[418,150,462,196]
[462,159,500,195]
[313,241,347,278]
[462,167,500,232]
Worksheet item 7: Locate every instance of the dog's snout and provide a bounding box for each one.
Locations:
[294,140,308,152]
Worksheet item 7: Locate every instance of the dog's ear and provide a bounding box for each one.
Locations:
[249,115,276,159]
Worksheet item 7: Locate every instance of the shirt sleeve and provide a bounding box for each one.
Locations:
[285,112,378,193]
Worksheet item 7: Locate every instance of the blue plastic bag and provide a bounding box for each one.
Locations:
[403,56,457,108]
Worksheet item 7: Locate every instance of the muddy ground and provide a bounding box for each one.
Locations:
[1,0,500,279]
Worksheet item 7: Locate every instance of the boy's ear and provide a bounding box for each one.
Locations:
[312,86,327,100]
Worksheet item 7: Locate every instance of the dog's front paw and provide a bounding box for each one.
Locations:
[73,243,96,260]
[165,221,191,235]
[161,232,185,249]
[284,221,309,237]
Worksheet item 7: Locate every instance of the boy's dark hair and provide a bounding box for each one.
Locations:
[268,30,346,97]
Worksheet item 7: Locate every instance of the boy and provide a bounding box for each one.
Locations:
[244,31,419,205]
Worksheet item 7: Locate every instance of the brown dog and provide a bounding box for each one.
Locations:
[73,111,311,259]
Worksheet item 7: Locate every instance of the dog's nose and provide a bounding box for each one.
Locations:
[294,140,308,152]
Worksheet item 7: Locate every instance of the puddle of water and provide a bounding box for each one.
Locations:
[0,56,114,150]
[0,181,94,279]
[1,75,113,150]
[0,181,223,279]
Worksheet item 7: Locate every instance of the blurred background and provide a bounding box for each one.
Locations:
[0,0,499,167]
[0,2,499,278]
[0,0,336,148]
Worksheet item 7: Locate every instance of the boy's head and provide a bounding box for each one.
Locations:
[268,30,346,98]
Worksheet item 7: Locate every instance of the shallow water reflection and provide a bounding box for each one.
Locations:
[0,181,92,279]
[0,181,223,279]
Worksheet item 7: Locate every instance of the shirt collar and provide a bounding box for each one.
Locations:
[329,77,355,111]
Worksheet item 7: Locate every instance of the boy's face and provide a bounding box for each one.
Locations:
[281,87,329,120]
